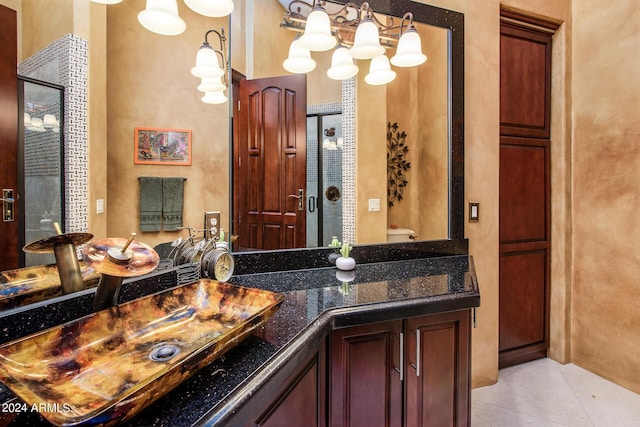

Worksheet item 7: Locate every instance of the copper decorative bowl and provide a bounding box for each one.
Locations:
[0,279,284,426]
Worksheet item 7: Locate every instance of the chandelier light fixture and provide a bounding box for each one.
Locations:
[191,29,229,104]
[90,0,235,35]
[281,1,427,85]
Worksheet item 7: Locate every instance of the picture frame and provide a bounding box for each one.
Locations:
[134,127,192,166]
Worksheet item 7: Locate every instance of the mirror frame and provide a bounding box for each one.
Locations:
[229,0,466,271]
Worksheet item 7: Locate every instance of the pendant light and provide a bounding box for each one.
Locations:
[349,15,384,59]
[283,36,317,74]
[390,24,427,67]
[326,46,359,80]
[191,45,224,78]
[197,77,227,93]
[297,2,336,52]
[365,54,396,85]
[202,91,228,104]
[138,0,186,36]
[184,0,234,17]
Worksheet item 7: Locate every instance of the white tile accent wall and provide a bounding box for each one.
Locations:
[341,77,356,244]
[19,34,89,233]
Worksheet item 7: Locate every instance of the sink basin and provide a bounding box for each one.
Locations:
[0,263,100,309]
[0,279,284,426]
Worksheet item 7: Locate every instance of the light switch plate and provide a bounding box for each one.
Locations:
[469,202,479,222]
[96,199,104,214]
[368,199,381,212]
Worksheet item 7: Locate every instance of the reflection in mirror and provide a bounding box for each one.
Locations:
[0,0,464,311]
[18,77,65,267]
[230,0,451,249]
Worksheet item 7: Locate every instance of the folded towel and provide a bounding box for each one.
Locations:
[139,177,163,232]
[162,177,184,231]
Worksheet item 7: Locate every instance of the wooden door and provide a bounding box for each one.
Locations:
[329,321,403,427]
[499,11,558,367]
[405,311,471,427]
[0,5,19,270]
[234,75,307,251]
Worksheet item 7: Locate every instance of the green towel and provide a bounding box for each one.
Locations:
[139,177,162,232]
[162,177,184,231]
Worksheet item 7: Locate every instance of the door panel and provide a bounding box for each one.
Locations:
[405,311,470,427]
[0,5,19,270]
[500,24,552,138]
[499,138,549,244]
[235,75,306,250]
[499,250,547,350]
[330,321,403,427]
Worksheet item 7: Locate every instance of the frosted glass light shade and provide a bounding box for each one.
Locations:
[202,91,228,104]
[326,46,359,80]
[197,77,227,92]
[138,0,186,36]
[184,0,234,17]
[298,6,336,52]
[27,117,46,132]
[191,45,224,78]
[365,54,396,85]
[349,18,384,59]
[43,114,57,128]
[283,39,316,74]
[89,0,123,3]
[390,26,427,67]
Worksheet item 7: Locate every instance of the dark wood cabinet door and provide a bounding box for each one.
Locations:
[251,347,326,427]
[499,11,557,368]
[405,311,470,427]
[329,321,403,427]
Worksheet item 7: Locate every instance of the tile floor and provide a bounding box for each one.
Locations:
[472,358,640,426]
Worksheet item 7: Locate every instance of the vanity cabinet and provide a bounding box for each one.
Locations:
[249,342,327,427]
[330,310,471,427]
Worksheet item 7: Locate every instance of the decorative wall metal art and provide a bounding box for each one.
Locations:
[134,127,192,166]
[387,121,411,207]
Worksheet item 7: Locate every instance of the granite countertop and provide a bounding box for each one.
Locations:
[0,255,479,427]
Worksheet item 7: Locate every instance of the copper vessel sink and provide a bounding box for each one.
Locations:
[0,263,100,309]
[0,279,284,426]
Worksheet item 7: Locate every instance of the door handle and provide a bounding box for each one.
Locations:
[3,189,15,222]
[288,189,304,211]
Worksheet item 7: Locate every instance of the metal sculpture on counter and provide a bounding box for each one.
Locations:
[82,233,160,310]
[23,223,93,294]
[387,121,411,207]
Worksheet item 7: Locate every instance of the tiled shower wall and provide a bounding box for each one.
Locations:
[18,34,88,233]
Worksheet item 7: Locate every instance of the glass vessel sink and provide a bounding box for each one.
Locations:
[0,279,284,426]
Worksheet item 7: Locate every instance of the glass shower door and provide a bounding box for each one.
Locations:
[19,77,65,266]
[306,113,343,247]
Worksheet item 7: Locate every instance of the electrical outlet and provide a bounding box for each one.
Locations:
[204,211,221,240]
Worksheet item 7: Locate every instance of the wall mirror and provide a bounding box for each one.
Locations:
[0,0,464,312]
[229,0,465,253]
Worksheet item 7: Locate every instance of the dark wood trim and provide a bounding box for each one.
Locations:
[500,8,561,32]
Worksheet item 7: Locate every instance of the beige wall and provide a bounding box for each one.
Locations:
[414,0,572,388]
[106,0,230,248]
[571,0,640,393]
[386,22,449,242]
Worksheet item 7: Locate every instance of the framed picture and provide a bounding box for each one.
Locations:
[134,127,192,166]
